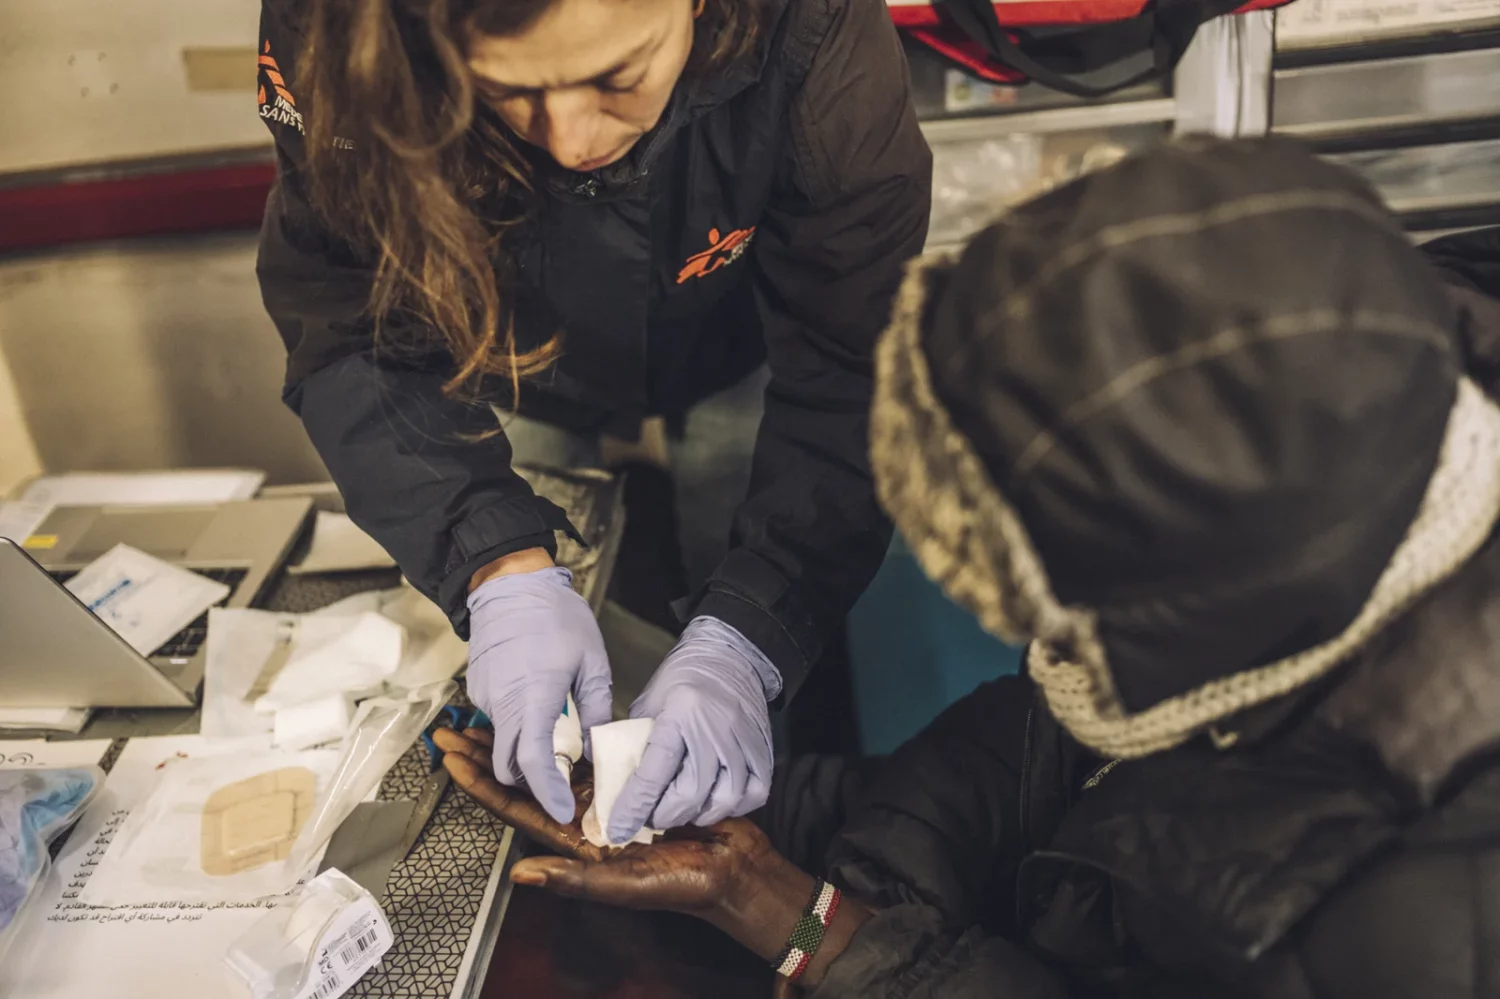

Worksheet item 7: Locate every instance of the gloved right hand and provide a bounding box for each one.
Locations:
[465,565,613,825]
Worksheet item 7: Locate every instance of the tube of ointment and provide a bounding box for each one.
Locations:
[553,693,583,784]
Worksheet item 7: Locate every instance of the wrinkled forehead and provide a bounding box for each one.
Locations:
[465,0,675,90]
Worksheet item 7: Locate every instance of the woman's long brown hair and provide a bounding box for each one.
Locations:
[296,0,761,401]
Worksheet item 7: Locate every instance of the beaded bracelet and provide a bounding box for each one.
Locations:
[771,878,842,981]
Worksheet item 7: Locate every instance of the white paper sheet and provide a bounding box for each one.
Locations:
[287,511,396,575]
[309,589,388,619]
[0,736,307,999]
[19,469,265,507]
[0,739,112,769]
[0,708,93,734]
[65,544,230,656]
[0,499,53,543]
[1277,0,1500,45]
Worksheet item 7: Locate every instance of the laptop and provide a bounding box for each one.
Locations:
[1,497,313,708]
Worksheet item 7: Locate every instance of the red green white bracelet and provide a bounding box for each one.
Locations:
[772,878,842,981]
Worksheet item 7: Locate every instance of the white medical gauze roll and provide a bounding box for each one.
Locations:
[273,694,356,751]
[254,612,405,714]
[582,718,663,848]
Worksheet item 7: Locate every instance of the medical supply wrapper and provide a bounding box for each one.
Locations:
[225,868,393,999]
[0,767,103,963]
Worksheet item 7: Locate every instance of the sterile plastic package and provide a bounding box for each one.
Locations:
[202,587,465,742]
[202,609,290,740]
[927,133,1136,249]
[225,868,394,999]
[928,134,1043,248]
[283,681,455,877]
[355,586,468,691]
[82,683,453,906]
[81,749,341,905]
[0,767,103,964]
[254,612,407,714]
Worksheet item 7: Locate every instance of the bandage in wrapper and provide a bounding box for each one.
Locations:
[200,767,318,877]
[225,868,394,999]
[80,749,340,904]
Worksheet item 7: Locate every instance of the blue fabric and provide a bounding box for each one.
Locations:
[849,539,1023,754]
[0,768,98,933]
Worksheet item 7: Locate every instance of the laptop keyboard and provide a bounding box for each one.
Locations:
[50,566,248,661]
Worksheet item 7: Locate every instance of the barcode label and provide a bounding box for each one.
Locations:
[338,928,381,968]
[310,974,342,999]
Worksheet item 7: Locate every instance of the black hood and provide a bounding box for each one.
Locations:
[872,137,1479,753]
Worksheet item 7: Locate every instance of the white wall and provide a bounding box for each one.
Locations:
[0,349,41,495]
[0,2,323,484]
[0,0,268,175]
[0,234,328,485]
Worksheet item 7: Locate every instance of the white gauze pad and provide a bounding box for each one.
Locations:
[582,718,663,848]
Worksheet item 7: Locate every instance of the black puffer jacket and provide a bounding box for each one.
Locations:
[254,0,931,695]
[786,144,1500,997]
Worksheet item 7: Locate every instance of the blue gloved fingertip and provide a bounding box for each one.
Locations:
[607,817,642,843]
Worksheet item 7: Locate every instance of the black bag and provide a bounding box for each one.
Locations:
[892,0,1287,98]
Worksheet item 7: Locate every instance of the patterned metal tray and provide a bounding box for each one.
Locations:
[351,467,623,998]
[93,466,623,999]
[351,685,512,999]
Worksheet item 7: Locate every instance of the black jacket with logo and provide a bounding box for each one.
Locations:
[751,157,1500,996]
[254,0,932,693]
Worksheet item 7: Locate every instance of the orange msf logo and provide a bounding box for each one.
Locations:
[676,226,756,285]
[258,40,304,134]
[257,41,294,110]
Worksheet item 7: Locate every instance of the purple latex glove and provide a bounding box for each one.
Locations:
[465,566,613,825]
[607,616,781,843]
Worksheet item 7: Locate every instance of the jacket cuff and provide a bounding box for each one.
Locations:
[809,904,1064,999]
[682,548,823,706]
[807,905,944,999]
[438,494,585,637]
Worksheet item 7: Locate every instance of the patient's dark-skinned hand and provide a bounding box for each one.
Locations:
[435,726,872,990]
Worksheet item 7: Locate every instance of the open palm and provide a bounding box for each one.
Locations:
[436,726,774,915]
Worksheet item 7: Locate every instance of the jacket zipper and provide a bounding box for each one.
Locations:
[1014,702,1039,933]
[1018,702,1036,850]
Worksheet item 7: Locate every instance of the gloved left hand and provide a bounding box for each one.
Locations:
[607,616,780,844]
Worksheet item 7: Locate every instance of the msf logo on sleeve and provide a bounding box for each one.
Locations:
[258,41,304,134]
